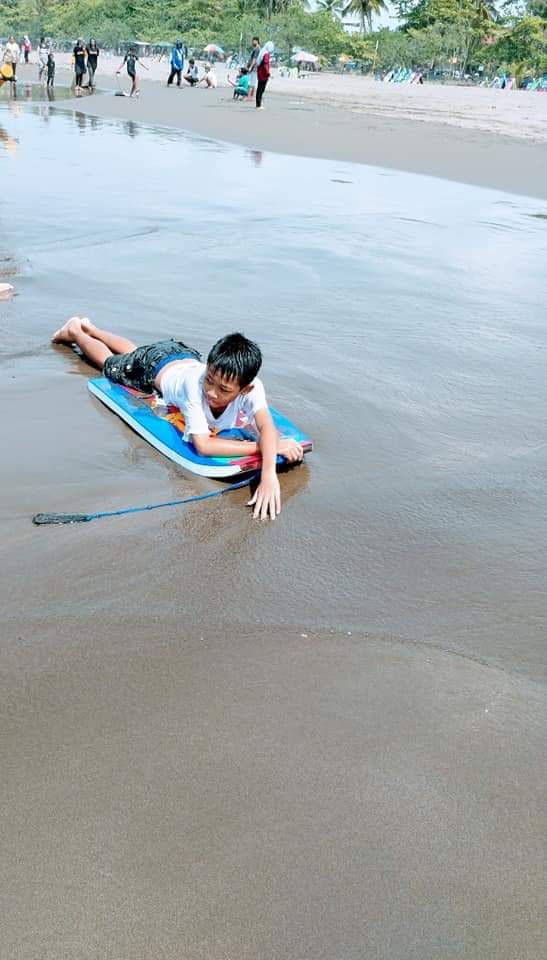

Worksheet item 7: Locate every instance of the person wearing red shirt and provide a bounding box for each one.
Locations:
[256,41,273,110]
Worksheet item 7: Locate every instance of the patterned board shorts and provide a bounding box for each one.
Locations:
[103,339,202,394]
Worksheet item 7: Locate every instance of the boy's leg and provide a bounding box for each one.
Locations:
[80,319,136,354]
[51,317,112,369]
[52,317,136,355]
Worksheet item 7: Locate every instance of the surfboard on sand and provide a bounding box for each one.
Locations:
[88,377,313,479]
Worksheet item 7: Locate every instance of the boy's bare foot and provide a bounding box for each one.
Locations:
[79,317,95,336]
[51,316,82,343]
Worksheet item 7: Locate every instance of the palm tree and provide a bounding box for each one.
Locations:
[474,0,498,22]
[256,0,301,16]
[343,0,388,34]
[317,0,345,17]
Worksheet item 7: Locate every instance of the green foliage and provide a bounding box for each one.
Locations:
[398,0,496,32]
[0,0,544,76]
[489,15,547,70]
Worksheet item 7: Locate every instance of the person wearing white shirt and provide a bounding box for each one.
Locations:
[51,319,304,519]
[3,37,20,82]
[184,59,199,86]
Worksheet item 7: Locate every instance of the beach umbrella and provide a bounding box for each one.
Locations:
[204,44,224,54]
[291,51,319,64]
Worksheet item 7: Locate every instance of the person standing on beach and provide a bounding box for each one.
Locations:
[22,36,32,64]
[117,47,148,98]
[46,50,55,89]
[38,37,49,84]
[72,39,87,95]
[167,41,185,87]
[3,37,20,82]
[256,42,273,110]
[246,36,260,102]
[86,39,99,91]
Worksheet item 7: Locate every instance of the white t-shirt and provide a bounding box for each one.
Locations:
[160,360,267,440]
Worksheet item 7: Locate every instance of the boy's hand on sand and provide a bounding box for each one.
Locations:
[277,438,304,462]
[248,473,281,520]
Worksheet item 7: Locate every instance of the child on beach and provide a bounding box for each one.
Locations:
[228,67,250,100]
[46,51,55,88]
[117,47,148,97]
[51,318,303,519]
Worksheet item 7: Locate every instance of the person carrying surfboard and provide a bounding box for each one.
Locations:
[51,318,303,519]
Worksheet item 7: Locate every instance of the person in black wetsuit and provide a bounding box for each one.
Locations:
[117,46,148,97]
[73,38,86,95]
[86,39,99,90]
[47,51,55,88]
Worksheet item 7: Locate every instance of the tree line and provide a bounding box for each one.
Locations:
[1,0,545,78]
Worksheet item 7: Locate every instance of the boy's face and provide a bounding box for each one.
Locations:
[204,366,251,410]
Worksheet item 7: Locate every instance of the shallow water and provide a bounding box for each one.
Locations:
[1,103,545,679]
[0,81,73,103]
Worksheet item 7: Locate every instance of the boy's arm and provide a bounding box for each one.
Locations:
[247,408,303,520]
[192,434,259,457]
[191,423,303,466]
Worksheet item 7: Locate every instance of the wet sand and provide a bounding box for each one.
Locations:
[3,618,543,959]
[74,84,547,198]
[1,89,545,959]
[11,59,547,197]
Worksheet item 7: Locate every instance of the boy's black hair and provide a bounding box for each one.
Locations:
[207,333,262,388]
[240,66,248,74]
[252,36,260,43]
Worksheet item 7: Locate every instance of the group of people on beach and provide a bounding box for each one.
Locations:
[0,35,32,77]
[2,33,274,108]
[1,35,56,88]
[166,42,216,89]
[166,36,273,108]
[227,38,273,108]
[70,38,100,94]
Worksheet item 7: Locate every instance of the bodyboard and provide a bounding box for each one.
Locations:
[88,377,312,478]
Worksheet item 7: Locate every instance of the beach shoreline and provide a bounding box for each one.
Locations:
[10,57,547,197]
